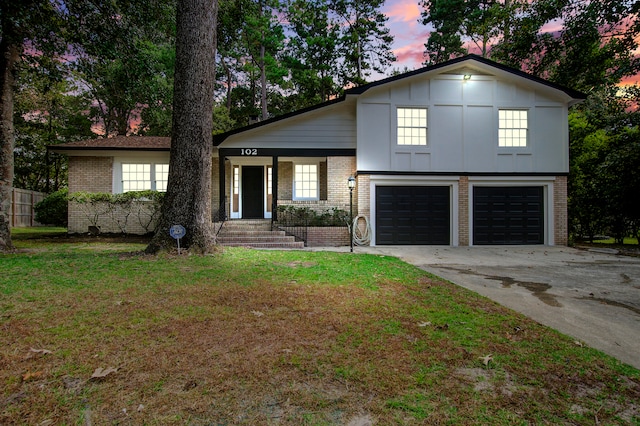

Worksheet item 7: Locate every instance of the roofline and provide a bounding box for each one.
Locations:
[346,54,588,101]
[212,95,347,145]
[47,145,170,153]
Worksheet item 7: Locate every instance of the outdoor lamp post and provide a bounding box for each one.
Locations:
[348,176,356,252]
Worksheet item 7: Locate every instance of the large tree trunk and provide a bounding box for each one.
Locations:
[0,38,19,252]
[146,0,218,254]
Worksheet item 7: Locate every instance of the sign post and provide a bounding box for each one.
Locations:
[169,224,186,254]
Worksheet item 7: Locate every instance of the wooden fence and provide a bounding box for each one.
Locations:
[10,188,46,227]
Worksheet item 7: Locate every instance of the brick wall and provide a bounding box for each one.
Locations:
[68,157,112,193]
[277,156,356,215]
[356,174,370,219]
[554,175,568,245]
[212,160,220,210]
[326,156,356,212]
[306,226,350,247]
[278,162,293,200]
[458,176,469,246]
[68,157,113,233]
[319,161,328,200]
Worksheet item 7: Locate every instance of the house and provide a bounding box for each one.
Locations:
[50,54,585,246]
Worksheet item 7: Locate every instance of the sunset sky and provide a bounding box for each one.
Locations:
[382,0,427,71]
[379,0,640,86]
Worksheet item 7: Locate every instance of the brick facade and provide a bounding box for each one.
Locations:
[554,175,568,245]
[68,157,113,234]
[68,157,112,193]
[355,174,370,219]
[458,176,469,246]
[67,156,163,235]
[306,226,350,247]
[276,156,356,214]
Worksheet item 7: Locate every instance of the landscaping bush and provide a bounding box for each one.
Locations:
[276,205,349,226]
[34,188,68,226]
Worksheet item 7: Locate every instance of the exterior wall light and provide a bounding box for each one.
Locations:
[463,74,471,80]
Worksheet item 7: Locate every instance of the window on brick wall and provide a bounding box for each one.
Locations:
[293,163,318,200]
[122,163,169,192]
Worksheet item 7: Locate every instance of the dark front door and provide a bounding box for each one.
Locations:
[376,186,450,245]
[242,166,264,219]
[473,186,544,245]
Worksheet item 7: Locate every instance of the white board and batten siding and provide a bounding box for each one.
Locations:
[356,67,570,175]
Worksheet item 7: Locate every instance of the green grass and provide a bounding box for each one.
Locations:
[10,226,67,239]
[595,237,639,245]
[1,230,639,425]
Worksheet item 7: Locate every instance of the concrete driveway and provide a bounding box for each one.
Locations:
[339,245,640,369]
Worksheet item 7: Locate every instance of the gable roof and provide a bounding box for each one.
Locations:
[48,136,170,153]
[346,54,587,99]
[213,54,587,145]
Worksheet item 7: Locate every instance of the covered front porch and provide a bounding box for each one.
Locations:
[214,148,357,223]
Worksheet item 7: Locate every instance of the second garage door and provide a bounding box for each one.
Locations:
[376,186,450,245]
[473,186,544,245]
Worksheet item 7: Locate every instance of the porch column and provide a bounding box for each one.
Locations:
[218,155,226,219]
[272,156,278,221]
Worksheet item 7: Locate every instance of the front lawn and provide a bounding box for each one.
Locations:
[1,237,638,424]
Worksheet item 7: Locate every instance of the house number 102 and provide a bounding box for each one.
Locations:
[241,149,258,156]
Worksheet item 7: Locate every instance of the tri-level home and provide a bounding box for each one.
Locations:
[51,54,585,246]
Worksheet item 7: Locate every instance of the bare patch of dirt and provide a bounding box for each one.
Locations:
[455,367,520,397]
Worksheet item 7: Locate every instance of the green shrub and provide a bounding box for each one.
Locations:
[276,205,349,226]
[35,189,69,226]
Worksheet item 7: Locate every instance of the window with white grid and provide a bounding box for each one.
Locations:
[233,166,240,195]
[499,110,528,147]
[294,164,318,200]
[122,164,151,192]
[397,107,427,145]
[155,164,169,192]
[121,163,168,192]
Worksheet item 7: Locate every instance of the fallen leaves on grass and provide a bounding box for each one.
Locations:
[90,366,118,379]
[22,371,44,381]
[479,354,493,367]
[25,348,52,359]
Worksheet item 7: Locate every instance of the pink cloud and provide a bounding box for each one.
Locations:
[384,0,421,24]
[393,43,425,69]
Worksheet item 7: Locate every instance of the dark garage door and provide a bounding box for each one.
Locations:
[376,186,450,245]
[473,186,544,245]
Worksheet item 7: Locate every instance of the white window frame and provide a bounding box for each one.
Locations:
[154,163,169,192]
[122,163,151,192]
[293,162,319,201]
[498,109,528,148]
[116,161,169,193]
[397,107,428,146]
